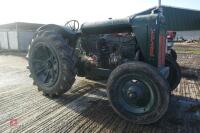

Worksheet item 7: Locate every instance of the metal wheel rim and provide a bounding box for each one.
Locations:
[31,43,59,87]
[118,75,156,115]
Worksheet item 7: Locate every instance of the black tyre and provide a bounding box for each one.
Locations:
[168,49,177,60]
[28,31,77,97]
[107,62,170,124]
[165,54,181,91]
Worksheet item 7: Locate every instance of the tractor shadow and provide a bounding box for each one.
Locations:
[181,66,200,81]
[51,63,200,132]
[53,78,200,132]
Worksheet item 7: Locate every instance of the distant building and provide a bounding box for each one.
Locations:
[0,6,199,52]
[0,22,43,51]
[137,6,200,41]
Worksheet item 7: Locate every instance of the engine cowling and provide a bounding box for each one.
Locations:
[81,18,132,34]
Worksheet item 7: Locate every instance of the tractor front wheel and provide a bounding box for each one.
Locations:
[107,62,170,124]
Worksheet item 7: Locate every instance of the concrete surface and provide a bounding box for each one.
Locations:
[0,53,200,133]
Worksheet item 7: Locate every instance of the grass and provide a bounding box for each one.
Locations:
[174,47,200,54]
[173,43,200,55]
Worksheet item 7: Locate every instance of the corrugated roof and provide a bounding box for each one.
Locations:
[136,6,200,31]
[0,22,43,31]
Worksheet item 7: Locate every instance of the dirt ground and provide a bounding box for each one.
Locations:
[0,44,200,133]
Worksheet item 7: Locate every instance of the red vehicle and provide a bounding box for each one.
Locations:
[167,31,176,41]
[167,31,177,60]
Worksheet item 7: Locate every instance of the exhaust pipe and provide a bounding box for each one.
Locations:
[158,0,161,8]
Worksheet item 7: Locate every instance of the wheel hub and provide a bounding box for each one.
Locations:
[126,85,144,100]
[123,81,150,107]
[31,45,59,87]
[127,86,137,99]
[118,78,155,114]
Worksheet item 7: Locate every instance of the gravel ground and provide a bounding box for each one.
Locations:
[0,53,200,133]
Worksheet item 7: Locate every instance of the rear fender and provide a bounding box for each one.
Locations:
[36,24,78,45]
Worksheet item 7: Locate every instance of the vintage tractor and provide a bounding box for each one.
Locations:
[27,8,181,124]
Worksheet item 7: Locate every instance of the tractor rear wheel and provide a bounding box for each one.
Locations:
[107,62,170,124]
[28,31,77,97]
[165,54,181,91]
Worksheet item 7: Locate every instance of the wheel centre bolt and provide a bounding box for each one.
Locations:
[127,90,137,99]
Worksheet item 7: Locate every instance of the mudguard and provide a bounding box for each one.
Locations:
[36,24,78,43]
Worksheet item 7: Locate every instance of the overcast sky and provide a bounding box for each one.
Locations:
[0,0,199,25]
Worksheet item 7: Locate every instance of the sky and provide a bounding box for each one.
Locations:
[0,0,199,25]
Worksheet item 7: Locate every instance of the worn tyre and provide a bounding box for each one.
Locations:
[28,31,77,97]
[165,54,181,91]
[107,62,170,124]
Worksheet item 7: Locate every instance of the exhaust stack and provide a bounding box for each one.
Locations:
[158,0,161,8]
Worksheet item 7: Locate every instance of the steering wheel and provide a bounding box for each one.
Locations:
[65,20,79,32]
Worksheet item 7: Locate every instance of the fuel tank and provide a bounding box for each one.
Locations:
[81,17,132,34]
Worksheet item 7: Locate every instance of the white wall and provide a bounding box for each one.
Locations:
[0,32,9,49]
[8,31,18,50]
[176,30,200,40]
[0,30,34,51]
[18,31,34,51]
